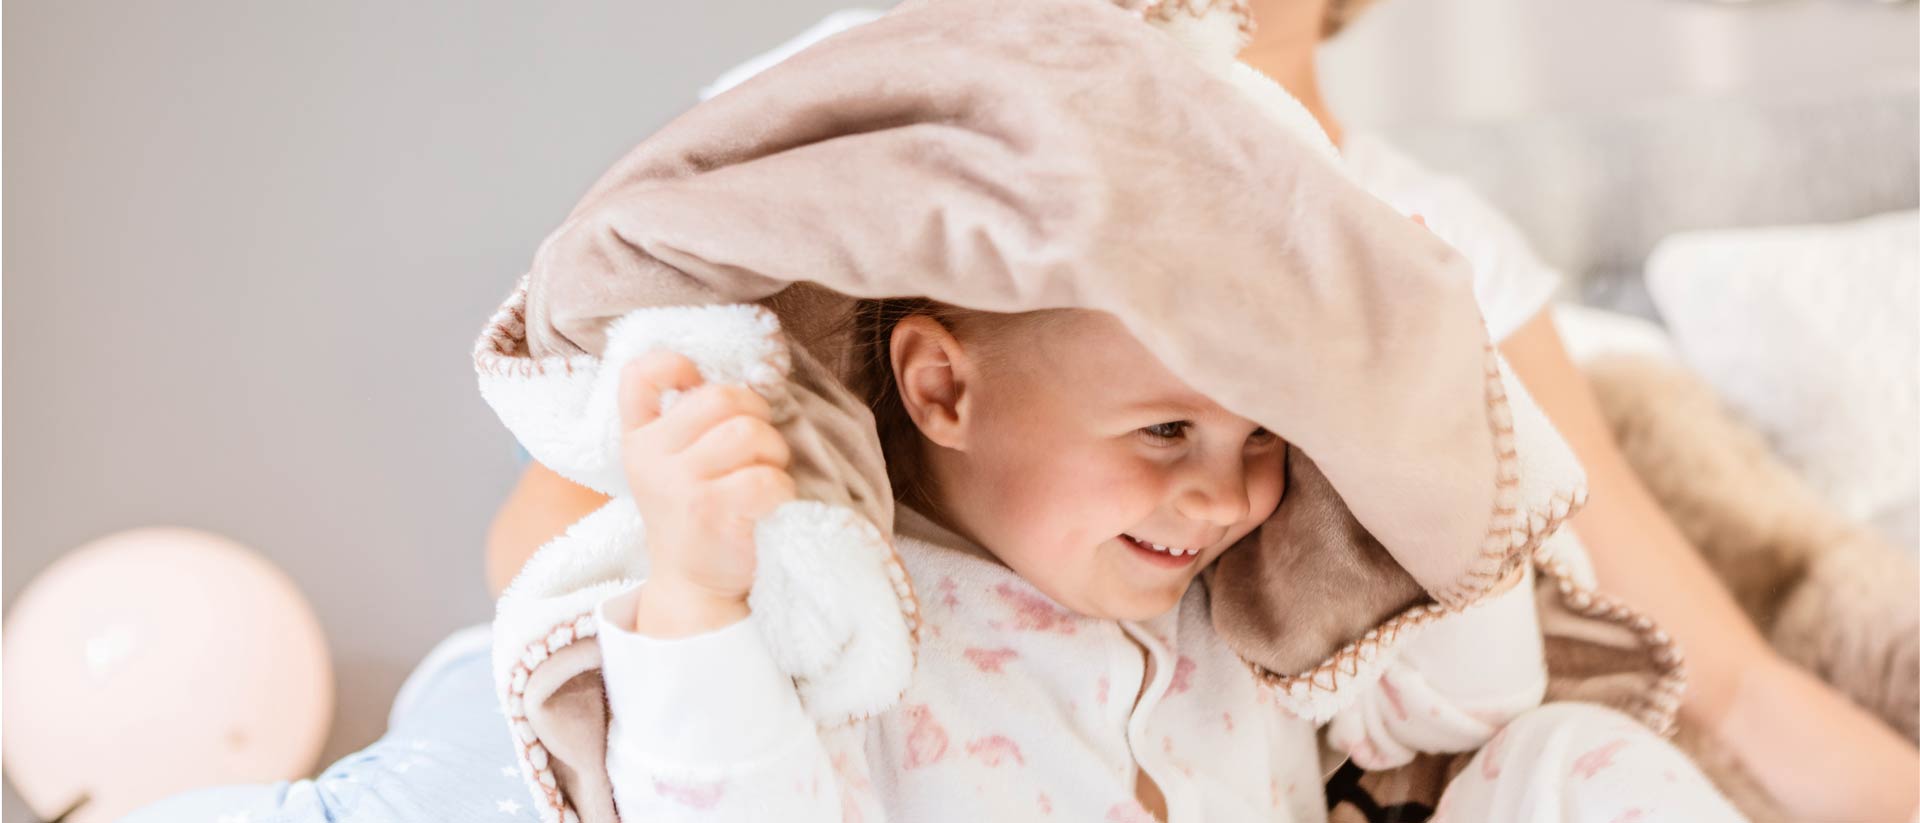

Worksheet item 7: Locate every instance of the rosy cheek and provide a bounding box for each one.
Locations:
[1062,449,1164,515]
[1248,452,1287,518]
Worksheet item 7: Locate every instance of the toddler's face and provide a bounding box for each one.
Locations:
[909,310,1287,621]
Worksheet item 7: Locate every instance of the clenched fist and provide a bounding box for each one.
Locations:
[618,350,796,637]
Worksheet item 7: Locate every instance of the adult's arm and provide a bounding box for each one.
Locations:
[1499,307,1919,822]
[485,461,613,597]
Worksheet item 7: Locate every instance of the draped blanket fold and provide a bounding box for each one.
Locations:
[474,2,1682,820]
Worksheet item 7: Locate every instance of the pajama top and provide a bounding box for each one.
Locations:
[596,505,1546,821]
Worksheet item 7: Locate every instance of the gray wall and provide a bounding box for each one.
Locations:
[1321,0,1917,127]
[5,0,1913,817]
[2,0,870,809]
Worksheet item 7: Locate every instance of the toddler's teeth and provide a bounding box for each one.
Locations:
[1127,534,1198,558]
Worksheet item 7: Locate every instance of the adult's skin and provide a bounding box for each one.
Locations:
[486,3,1920,818]
[1239,1,1918,819]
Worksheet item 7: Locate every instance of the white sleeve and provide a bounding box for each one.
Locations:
[1343,134,1563,343]
[598,583,881,821]
[1421,177,1564,344]
[1322,564,1548,770]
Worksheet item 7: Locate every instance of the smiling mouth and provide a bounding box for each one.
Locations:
[1121,533,1201,558]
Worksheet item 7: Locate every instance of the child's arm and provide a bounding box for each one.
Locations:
[598,585,868,820]
[598,350,883,820]
[1322,564,1547,770]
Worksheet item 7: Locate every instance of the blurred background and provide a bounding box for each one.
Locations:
[4,0,1915,818]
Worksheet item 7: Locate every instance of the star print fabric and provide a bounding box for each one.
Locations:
[117,631,536,823]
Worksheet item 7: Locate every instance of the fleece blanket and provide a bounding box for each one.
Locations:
[474,1,1682,820]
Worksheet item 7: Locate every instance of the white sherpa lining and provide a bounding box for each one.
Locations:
[484,305,922,823]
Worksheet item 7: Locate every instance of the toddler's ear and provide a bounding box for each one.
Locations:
[890,315,972,450]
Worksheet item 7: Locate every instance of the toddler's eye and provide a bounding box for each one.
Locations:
[1248,427,1279,445]
[1141,421,1189,442]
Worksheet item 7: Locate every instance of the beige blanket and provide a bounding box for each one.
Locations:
[474,1,1680,820]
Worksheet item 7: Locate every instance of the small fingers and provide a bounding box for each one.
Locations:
[679,414,792,480]
[619,350,704,432]
[646,383,775,454]
[705,464,797,522]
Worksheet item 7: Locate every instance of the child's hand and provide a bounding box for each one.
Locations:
[617,350,795,637]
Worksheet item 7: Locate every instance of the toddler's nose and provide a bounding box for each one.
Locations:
[1172,453,1252,528]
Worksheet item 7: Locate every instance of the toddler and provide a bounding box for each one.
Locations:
[593,302,1746,821]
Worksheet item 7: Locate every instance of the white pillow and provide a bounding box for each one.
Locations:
[1550,302,1679,366]
[1645,210,1920,556]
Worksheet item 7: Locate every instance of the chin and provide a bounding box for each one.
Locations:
[1101,588,1186,622]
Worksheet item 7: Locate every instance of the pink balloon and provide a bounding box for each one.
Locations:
[3,528,333,823]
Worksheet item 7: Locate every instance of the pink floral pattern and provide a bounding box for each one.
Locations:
[993,582,1079,633]
[597,531,1737,821]
[936,576,960,610]
[903,703,950,769]
[963,647,1019,673]
[1167,655,1197,695]
[965,735,1026,767]
[1572,739,1629,780]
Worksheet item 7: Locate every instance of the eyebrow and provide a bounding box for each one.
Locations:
[1116,396,1210,417]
